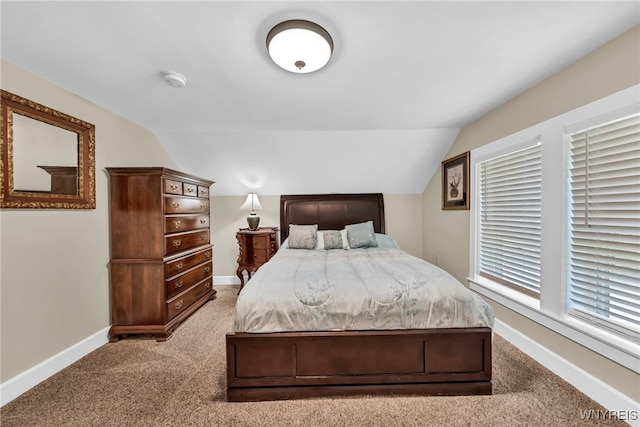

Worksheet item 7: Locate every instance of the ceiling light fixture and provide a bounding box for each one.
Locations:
[266,20,333,74]
[161,72,187,88]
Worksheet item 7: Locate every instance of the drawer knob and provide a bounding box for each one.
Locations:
[187,187,194,193]
[199,218,206,224]
[204,267,211,274]
[173,240,182,248]
[170,184,178,190]
[205,282,211,289]
[200,189,207,195]
[172,201,180,209]
[175,299,184,309]
[205,252,211,258]
[174,280,183,289]
[200,234,207,241]
[173,220,181,229]
[175,262,183,271]
[200,203,206,209]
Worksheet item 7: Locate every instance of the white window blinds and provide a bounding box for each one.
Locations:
[478,141,542,298]
[568,112,640,343]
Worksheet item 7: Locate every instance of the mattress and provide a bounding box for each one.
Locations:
[233,239,495,333]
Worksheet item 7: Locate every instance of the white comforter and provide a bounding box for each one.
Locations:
[233,246,495,333]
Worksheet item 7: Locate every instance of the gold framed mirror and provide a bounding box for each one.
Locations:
[1,90,95,209]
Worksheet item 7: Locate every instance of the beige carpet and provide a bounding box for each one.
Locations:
[1,286,626,427]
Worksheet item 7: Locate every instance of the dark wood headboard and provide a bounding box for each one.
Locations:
[280,193,385,243]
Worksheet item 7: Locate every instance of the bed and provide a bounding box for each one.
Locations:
[226,193,493,402]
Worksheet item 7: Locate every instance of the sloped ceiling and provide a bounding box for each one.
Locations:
[1,1,638,196]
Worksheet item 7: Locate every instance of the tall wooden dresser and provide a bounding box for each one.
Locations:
[106,167,216,342]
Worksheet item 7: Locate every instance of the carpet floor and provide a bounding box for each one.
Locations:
[0,286,626,426]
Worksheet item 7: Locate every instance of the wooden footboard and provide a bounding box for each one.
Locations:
[226,328,492,402]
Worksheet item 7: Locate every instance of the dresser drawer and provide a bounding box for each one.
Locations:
[197,186,209,198]
[167,278,213,320]
[164,196,209,214]
[165,214,210,233]
[166,261,212,299]
[165,229,210,255]
[165,246,212,277]
[183,183,198,197]
[164,179,183,195]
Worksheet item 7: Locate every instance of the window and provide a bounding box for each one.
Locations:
[478,141,542,298]
[468,85,640,372]
[567,112,640,344]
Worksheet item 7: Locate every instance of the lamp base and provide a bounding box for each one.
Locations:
[247,213,260,231]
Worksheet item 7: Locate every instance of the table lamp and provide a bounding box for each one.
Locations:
[241,193,263,230]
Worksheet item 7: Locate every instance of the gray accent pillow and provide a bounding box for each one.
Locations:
[288,224,318,249]
[323,230,344,249]
[345,221,378,249]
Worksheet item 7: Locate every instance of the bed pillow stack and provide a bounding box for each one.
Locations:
[288,221,397,250]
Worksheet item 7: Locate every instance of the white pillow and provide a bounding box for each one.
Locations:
[316,231,325,250]
[340,229,351,249]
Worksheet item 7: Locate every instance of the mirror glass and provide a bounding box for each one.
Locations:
[13,113,78,193]
[1,90,95,209]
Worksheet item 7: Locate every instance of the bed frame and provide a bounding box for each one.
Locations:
[226,193,492,402]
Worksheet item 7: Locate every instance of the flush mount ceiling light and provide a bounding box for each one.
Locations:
[266,19,334,73]
[161,71,187,88]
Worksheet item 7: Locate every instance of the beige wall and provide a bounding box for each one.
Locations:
[0,61,177,382]
[422,26,640,402]
[211,193,423,277]
[0,60,424,385]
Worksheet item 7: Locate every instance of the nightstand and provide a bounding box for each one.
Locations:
[236,227,279,290]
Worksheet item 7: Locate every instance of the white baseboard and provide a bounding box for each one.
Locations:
[214,275,240,285]
[0,277,238,407]
[0,327,109,407]
[494,319,639,425]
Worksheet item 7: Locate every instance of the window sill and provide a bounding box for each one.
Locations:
[468,276,640,374]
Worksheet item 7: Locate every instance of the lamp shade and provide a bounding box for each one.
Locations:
[266,20,333,73]
[241,193,263,212]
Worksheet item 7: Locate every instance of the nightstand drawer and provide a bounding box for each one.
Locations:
[253,249,267,262]
[166,261,212,299]
[164,196,209,214]
[165,229,210,255]
[165,214,209,233]
[167,278,213,320]
[165,246,212,277]
[252,238,267,249]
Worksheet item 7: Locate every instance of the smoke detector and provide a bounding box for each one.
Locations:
[161,72,187,88]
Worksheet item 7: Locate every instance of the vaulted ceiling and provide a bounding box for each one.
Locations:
[2,1,638,195]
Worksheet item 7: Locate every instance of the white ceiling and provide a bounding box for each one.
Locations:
[2,1,638,196]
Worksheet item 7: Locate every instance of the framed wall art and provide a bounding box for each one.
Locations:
[441,151,470,210]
